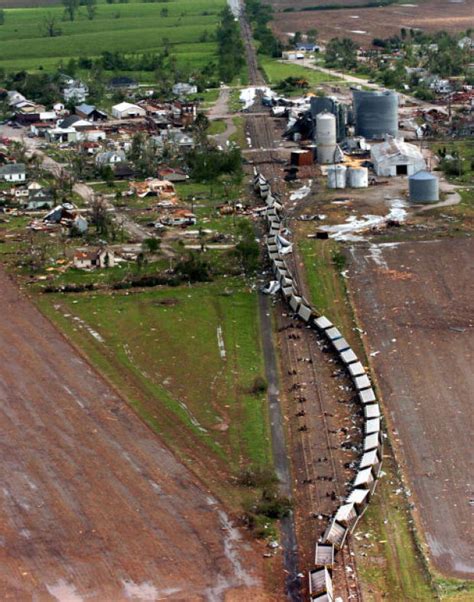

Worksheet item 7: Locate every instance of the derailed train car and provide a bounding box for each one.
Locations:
[255,169,384,600]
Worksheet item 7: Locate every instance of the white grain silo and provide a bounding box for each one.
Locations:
[328,164,347,189]
[316,112,337,165]
[348,166,369,188]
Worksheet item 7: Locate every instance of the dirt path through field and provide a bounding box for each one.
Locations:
[0,268,269,601]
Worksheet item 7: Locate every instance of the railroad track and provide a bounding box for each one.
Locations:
[238,6,367,600]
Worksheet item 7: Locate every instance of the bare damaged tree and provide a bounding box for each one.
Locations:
[41,13,62,37]
[90,196,111,237]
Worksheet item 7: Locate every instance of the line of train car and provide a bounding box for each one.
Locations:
[253,168,383,601]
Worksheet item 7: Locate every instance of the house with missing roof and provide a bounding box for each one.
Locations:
[73,247,115,270]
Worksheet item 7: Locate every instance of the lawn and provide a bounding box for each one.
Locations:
[0,0,225,74]
[260,57,342,88]
[37,278,272,502]
[207,118,227,135]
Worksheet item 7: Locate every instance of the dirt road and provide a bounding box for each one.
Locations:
[0,268,268,601]
[349,238,474,579]
[207,87,238,148]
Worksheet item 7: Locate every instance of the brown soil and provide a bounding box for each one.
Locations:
[0,268,273,601]
[348,237,474,580]
[270,0,474,46]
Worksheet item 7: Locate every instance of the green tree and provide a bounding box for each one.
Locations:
[306,29,318,44]
[234,221,259,275]
[0,9,5,25]
[63,0,79,21]
[325,37,358,70]
[142,237,160,254]
[216,7,245,82]
[84,0,97,20]
[175,251,211,282]
[41,14,62,37]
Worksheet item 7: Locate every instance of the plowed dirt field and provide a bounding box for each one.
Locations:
[0,269,269,601]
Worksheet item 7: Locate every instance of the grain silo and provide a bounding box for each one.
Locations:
[408,171,439,203]
[316,112,337,165]
[328,164,347,189]
[353,90,398,139]
[310,96,347,141]
[347,166,369,188]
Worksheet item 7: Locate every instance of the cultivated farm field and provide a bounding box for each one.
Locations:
[349,238,474,582]
[0,0,225,74]
[0,268,268,600]
[268,0,474,46]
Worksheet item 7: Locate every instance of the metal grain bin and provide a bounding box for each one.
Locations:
[353,90,398,139]
[327,164,347,189]
[408,170,439,203]
[347,166,369,188]
[316,112,337,165]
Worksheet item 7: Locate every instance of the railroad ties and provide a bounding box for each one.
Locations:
[254,167,383,602]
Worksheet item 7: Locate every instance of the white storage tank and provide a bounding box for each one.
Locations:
[316,111,337,165]
[328,164,347,189]
[408,170,439,203]
[348,166,369,188]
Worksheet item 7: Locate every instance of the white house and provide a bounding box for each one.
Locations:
[0,163,27,183]
[46,127,78,144]
[63,80,89,103]
[81,129,106,143]
[458,36,473,50]
[172,82,198,96]
[95,150,126,167]
[73,247,115,269]
[111,102,146,119]
[371,137,426,177]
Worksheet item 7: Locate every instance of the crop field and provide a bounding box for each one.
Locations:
[0,0,225,74]
[268,0,474,46]
[38,278,273,501]
[349,237,474,582]
[0,267,268,601]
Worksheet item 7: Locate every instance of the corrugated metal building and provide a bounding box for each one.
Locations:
[371,136,426,177]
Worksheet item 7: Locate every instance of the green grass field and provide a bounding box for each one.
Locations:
[37,278,272,502]
[260,57,342,88]
[0,0,225,74]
